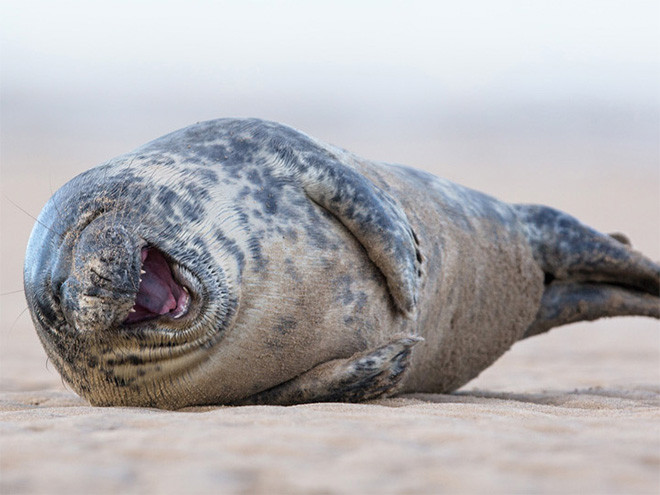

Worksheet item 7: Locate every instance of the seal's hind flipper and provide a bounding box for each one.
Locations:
[608,232,631,245]
[523,282,660,338]
[236,337,423,406]
[516,204,660,337]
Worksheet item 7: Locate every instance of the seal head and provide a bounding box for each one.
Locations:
[24,158,238,408]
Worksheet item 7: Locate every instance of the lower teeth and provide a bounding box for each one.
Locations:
[173,287,190,319]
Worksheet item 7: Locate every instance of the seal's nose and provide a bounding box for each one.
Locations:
[59,216,142,332]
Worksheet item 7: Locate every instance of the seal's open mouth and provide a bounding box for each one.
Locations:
[124,247,190,324]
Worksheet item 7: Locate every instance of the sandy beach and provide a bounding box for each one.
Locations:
[2,3,659,492]
[1,319,658,494]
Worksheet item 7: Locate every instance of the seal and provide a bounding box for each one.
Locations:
[23,118,660,408]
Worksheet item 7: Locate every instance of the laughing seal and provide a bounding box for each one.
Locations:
[24,118,660,408]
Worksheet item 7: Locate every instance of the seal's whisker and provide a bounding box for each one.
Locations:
[4,194,63,238]
[8,306,30,333]
[58,367,72,393]
[48,172,66,223]
[1,289,25,296]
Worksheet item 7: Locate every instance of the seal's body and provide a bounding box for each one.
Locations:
[24,119,660,408]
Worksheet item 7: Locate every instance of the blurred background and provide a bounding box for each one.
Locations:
[1,0,658,389]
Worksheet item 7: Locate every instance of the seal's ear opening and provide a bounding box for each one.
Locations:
[124,247,189,324]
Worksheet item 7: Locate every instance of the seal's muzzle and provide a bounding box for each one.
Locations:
[59,215,141,332]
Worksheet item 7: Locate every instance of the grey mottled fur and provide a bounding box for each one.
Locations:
[24,118,660,408]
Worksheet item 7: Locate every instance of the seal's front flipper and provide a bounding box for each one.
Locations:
[516,205,660,338]
[299,167,422,316]
[259,120,422,315]
[236,337,423,406]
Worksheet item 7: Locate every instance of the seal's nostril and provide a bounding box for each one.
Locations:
[48,271,65,309]
[51,215,143,332]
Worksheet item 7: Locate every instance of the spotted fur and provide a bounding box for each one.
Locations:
[24,118,660,408]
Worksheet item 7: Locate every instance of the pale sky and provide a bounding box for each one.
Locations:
[2,0,658,104]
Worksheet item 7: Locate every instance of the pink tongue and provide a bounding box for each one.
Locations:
[125,248,182,323]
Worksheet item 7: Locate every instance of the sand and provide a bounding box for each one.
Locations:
[1,319,659,494]
[1,143,659,494]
